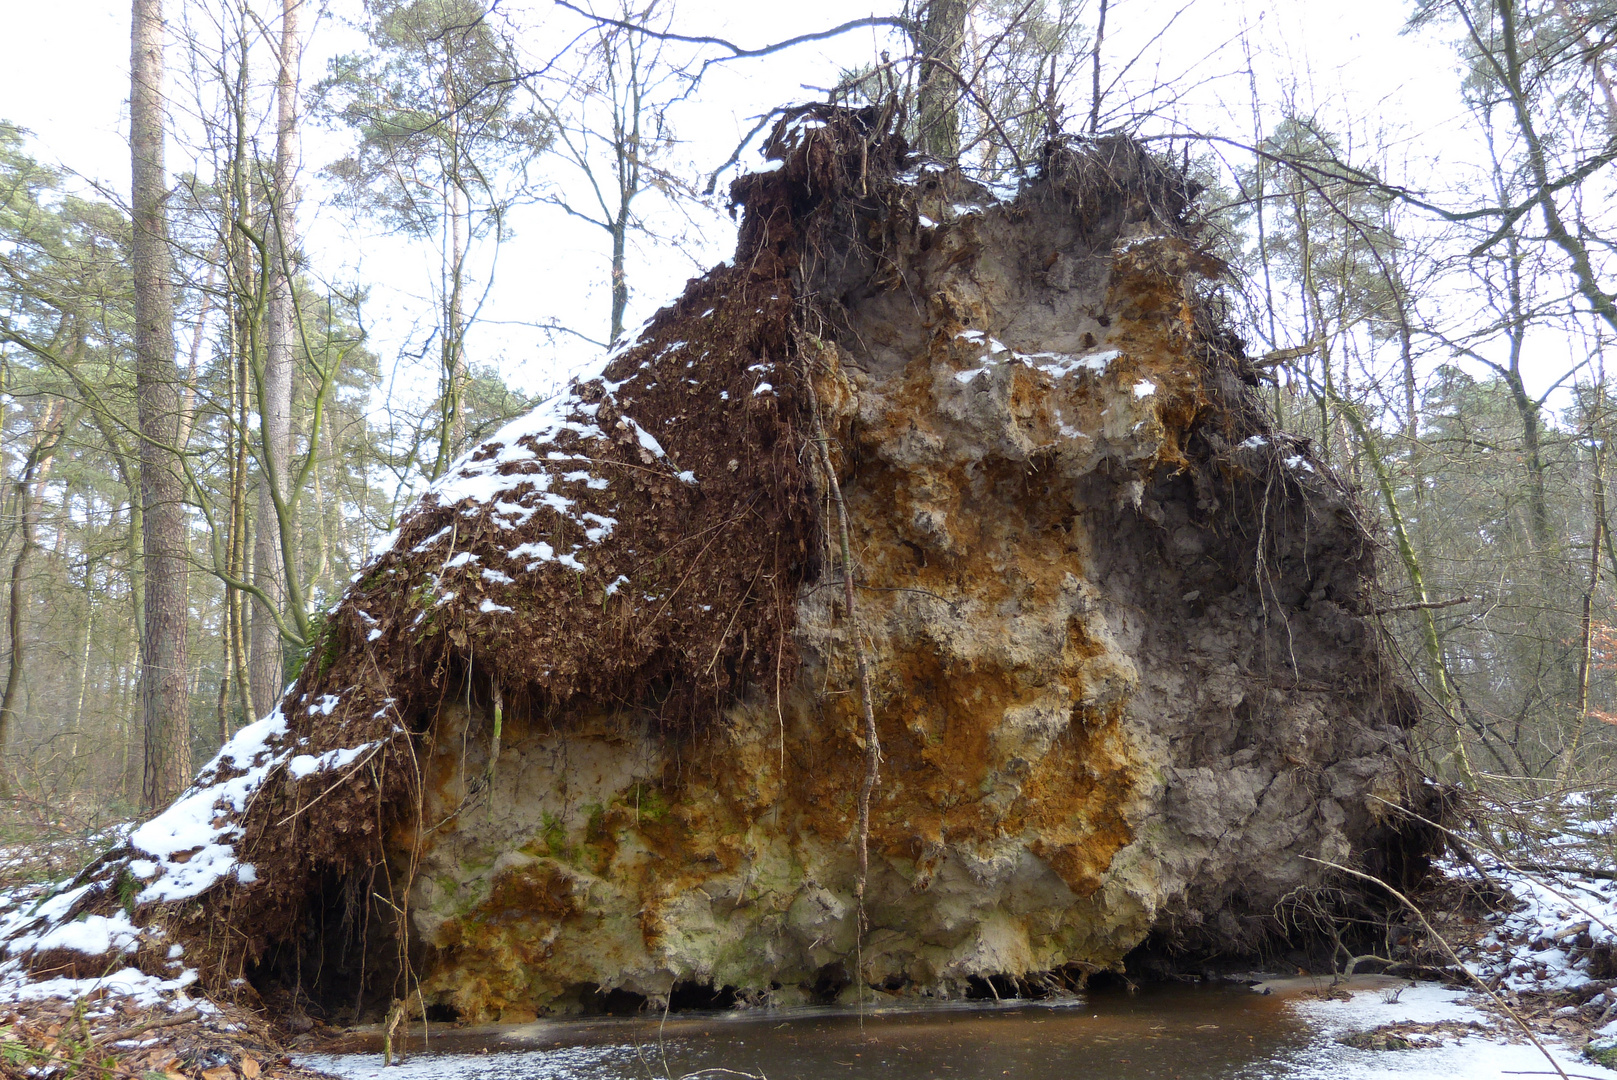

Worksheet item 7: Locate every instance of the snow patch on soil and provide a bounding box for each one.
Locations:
[1277,984,1613,1079]
[0,966,204,1010]
[0,885,206,1011]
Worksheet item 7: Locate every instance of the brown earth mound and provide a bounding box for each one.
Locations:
[6,106,1440,1023]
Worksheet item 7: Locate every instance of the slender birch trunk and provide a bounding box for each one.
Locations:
[251,0,302,717]
[1563,436,1608,779]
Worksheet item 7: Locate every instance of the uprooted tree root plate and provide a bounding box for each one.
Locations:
[3,105,1443,1028]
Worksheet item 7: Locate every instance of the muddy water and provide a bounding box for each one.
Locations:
[301,985,1324,1080]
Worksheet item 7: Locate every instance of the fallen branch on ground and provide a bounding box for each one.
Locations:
[1372,595,1473,616]
[93,1006,201,1046]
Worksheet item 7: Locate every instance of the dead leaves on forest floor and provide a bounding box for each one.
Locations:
[0,992,331,1080]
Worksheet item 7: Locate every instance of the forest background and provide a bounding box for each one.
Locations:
[0,0,1613,849]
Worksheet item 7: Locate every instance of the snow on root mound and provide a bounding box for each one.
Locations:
[124,709,291,904]
[0,698,387,995]
[0,882,202,1009]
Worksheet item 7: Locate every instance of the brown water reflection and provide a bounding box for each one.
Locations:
[642,986,1304,1080]
[306,984,1314,1080]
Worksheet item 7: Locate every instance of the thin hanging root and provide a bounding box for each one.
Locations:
[799,348,882,909]
[835,476,881,908]
[487,681,503,781]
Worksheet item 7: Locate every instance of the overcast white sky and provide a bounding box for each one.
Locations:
[2,0,1528,412]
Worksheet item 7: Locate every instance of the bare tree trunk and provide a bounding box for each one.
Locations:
[71,605,93,761]
[609,188,630,344]
[250,0,302,719]
[224,115,257,725]
[310,434,329,591]
[176,250,218,451]
[115,630,136,801]
[0,402,67,793]
[607,37,641,346]
[235,515,252,721]
[449,176,466,456]
[248,348,284,714]
[914,0,968,159]
[214,615,233,742]
[1294,189,1339,468]
[320,424,347,588]
[1507,372,1551,550]
[429,136,468,482]
[1336,392,1475,781]
[1563,433,1608,778]
[117,507,143,801]
[1392,279,1418,447]
[1088,0,1109,133]
[132,0,191,809]
[223,249,249,730]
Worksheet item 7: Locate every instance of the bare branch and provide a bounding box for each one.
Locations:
[553,1,909,65]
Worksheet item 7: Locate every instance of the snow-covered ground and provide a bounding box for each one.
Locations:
[1277,982,1612,1079]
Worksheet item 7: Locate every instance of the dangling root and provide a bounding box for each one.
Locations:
[798,347,882,912]
[486,681,504,783]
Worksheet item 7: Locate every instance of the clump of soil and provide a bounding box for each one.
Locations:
[1336,1018,1492,1050]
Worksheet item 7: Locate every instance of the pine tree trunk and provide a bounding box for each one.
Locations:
[1088,0,1109,133]
[132,0,191,808]
[914,0,968,159]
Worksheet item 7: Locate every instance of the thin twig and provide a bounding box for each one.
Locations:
[554,0,909,63]
[1516,863,1617,882]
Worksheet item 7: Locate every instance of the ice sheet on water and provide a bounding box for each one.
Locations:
[298,1043,642,1080]
[295,981,1612,1080]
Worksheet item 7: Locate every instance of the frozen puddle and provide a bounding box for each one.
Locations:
[298,981,1614,1080]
